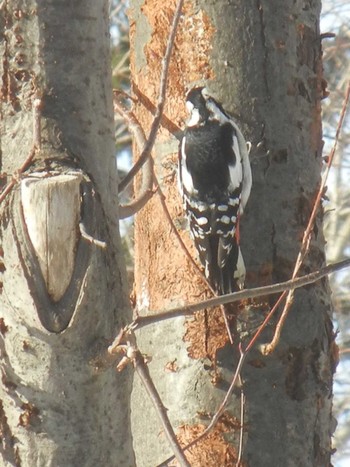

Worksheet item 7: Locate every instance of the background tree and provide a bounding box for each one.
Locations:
[128,0,335,465]
[0,1,133,465]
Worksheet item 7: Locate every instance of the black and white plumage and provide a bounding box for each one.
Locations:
[178,87,252,294]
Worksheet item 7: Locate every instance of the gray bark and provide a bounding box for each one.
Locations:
[0,1,134,466]
[211,2,334,464]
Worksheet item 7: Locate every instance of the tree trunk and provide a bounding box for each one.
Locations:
[130,0,334,466]
[0,1,134,466]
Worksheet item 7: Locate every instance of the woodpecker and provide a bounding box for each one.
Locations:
[178,87,252,294]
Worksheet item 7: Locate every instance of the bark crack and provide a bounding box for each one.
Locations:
[256,0,270,98]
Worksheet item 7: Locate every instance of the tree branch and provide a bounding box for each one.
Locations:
[115,0,183,218]
[132,258,350,330]
[157,255,350,465]
[133,350,190,467]
[79,222,107,249]
[117,0,184,196]
[157,343,247,467]
[115,100,155,219]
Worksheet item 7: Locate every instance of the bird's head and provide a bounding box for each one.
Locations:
[185,87,211,127]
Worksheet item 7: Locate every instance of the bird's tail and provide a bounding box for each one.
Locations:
[195,232,246,296]
[233,247,246,290]
[218,241,245,295]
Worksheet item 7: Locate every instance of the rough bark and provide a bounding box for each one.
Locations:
[0,1,133,466]
[130,0,334,466]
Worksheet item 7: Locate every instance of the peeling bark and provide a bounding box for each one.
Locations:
[130,0,334,466]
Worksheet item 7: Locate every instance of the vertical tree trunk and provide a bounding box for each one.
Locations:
[130,0,334,466]
[0,1,134,465]
[216,3,334,465]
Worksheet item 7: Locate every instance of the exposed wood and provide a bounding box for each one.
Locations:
[130,0,333,465]
[21,174,82,302]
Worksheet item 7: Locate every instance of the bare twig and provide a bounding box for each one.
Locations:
[133,258,350,330]
[264,80,350,355]
[134,350,190,467]
[112,50,130,77]
[79,222,107,249]
[117,0,184,195]
[159,247,335,467]
[157,345,246,467]
[136,257,350,465]
[115,99,155,219]
[119,186,155,219]
[236,373,245,467]
[185,290,289,451]
[160,252,322,466]
[110,1,125,20]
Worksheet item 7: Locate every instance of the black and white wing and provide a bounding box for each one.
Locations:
[178,88,252,293]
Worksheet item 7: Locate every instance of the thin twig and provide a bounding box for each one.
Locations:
[110,1,124,19]
[119,186,155,219]
[112,50,130,77]
[264,80,350,354]
[114,100,155,219]
[182,289,287,451]
[236,373,245,467]
[159,256,317,466]
[118,0,184,194]
[79,223,107,249]
[134,350,190,467]
[132,258,350,330]
[158,265,313,466]
[138,257,350,466]
[157,346,246,467]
